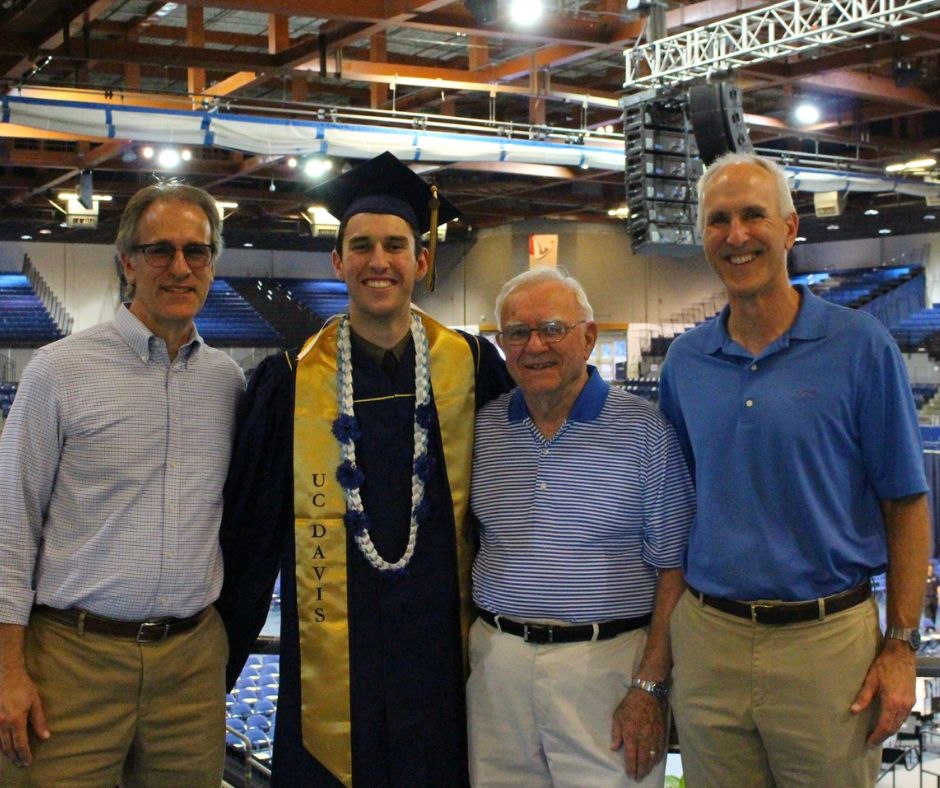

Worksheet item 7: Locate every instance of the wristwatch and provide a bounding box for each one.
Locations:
[885,626,922,651]
[630,678,669,701]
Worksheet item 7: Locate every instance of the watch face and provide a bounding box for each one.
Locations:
[911,630,922,650]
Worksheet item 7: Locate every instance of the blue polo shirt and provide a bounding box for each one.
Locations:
[471,368,694,622]
[659,285,927,601]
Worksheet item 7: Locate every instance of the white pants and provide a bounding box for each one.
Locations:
[466,617,666,788]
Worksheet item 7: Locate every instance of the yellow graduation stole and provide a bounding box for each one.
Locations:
[292,311,477,786]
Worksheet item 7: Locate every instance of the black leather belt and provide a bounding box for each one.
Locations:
[687,582,871,625]
[34,605,206,642]
[477,608,651,644]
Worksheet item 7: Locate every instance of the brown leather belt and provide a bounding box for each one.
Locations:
[34,605,206,642]
[687,582,871,625]
[477,608,651,644]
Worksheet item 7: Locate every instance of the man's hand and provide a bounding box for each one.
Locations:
[850,639,916,746]
[610,688,667,780]
[0,665,49,767]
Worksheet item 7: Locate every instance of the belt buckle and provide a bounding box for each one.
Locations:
[136,621,170,642]
[750,603,775,624]
[523,623,553,644]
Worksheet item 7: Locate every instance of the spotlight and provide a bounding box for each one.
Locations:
[287,157,298,168]
[304,157,333,178]
[509,0,542,26]
[141,146,155,159]
[794,103,820,125]
[878,228,892,234]
[180,149,192,161]
[39,228,52,235]
[864,208,879,216]
[157,149,181,168]
[20,234,32,240]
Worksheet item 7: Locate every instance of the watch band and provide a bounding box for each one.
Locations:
[630,677,669,700]
[885,626,921,651]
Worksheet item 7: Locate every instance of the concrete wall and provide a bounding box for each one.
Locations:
[413,221,722,329]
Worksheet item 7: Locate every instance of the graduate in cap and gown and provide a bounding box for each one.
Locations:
[217,152,512,787]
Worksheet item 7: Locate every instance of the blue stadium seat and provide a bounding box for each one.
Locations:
[229,702,252,721]
[247,713,272,733]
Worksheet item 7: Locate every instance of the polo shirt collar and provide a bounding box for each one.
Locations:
[114,304,203,364]
[508,365,608,423]
[703,283,827,355]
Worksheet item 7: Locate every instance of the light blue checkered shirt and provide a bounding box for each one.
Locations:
[0,306,245,625]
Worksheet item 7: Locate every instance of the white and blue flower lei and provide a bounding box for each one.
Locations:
[332,313,435,573]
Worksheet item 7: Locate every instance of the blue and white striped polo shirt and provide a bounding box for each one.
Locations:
[471,368,694,623]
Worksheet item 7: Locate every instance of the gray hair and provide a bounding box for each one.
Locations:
[696,152,795,233]
[116,182,223,260]
[494,267,594,329]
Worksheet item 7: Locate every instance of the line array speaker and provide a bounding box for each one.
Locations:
[689,82,753,166]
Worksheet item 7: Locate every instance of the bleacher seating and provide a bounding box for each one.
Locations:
[622,378,660,403]
[912,383,938,411]
[194,279,284,347]
[0,382,17,419]
[226,653,279,771]
[891,306,940,352]
[275,279,349,320]
[0,273,65,347]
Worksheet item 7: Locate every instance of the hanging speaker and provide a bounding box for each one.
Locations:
[689,82,753,166]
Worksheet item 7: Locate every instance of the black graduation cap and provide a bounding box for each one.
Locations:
[309,152,460,291]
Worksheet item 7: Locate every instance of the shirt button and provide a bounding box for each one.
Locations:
[539,482,547,491]
[542,449,550,456]
[750,363,758,371]
[745,399,754,408]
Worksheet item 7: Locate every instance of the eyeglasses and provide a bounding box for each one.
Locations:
[498,320,586,346]
[129,243,215,269]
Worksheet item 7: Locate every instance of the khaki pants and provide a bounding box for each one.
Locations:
[466,617,667,788]
[671,590,882,788]
[0,606,228,788]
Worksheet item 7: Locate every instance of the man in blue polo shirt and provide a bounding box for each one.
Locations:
[659,152,929,787]
[468,268,695,787]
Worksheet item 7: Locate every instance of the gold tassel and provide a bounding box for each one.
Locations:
[427,184,440,292]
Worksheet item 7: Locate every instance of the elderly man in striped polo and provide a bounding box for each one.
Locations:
[467,267,695,787]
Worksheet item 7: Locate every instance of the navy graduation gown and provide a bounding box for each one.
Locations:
[217,331,511,787]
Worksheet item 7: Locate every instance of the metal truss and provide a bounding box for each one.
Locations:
[624,0,940,91]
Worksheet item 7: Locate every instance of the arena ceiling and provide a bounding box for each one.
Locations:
[0,0,938,252]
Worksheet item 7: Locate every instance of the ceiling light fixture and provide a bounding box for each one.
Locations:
[886,157,937,174]
[57,193,112,202]
[157,148,181,168]
[180,149,192,162]
[826,224,839,230]
[304,157,333,178]
[141,146,154,159]
[287,157,298,168]
[864,208,879,216]
[878,228,892,234]
[509,0,543,26]
[794,102,820,125]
